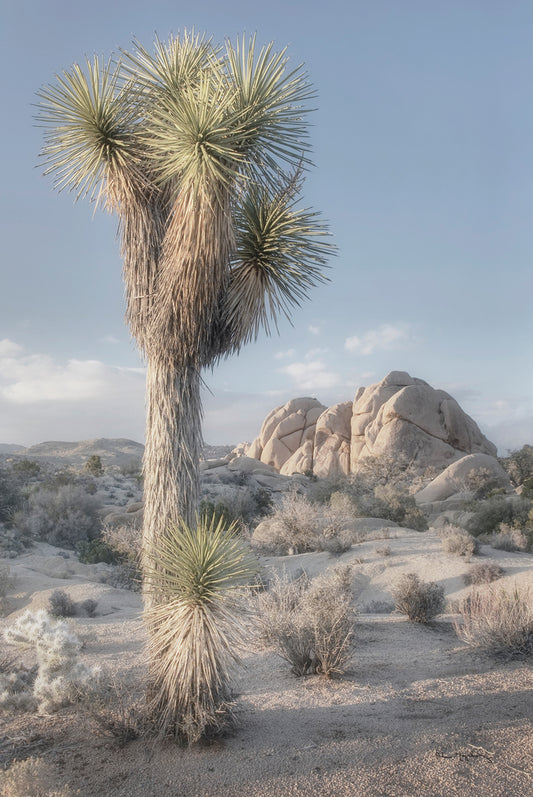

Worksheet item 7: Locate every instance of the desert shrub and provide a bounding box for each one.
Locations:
[100,524,142,589]
[328,490,356,517]
[360,599,395,614]
[467,495,531,538]
[80,598,98,617]
[0,755,71,797]
[375,544,391,557]
[489,523,532,552]
[0,658,37,712]
[317,523,354,555]
[13,485,101,547]
[266,492,323,554]
[198,498,240,530]
[355,453,418,488]
[11,458,42,478]
[463,562,504,586]
[0,468,23,525]
[101,522,141,561]
[309,474,427,531]
[392,573,445,623]
[199,488,272,532]
[368,485,428,531]
[77,537,121,564]
[48,589,77,618]
[144,515,258,744]
[257,565,355,678]
[2,609,100,713]
[264,492,354,555]
[500,445,533,487]
[87,677,147,745]
[454,587,533,655]
[85,454,104,476]
[307,472,368,505]
[462,467,501,498]
[441,526,480,559]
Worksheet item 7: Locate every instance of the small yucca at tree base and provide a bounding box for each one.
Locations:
[144,516,258,743]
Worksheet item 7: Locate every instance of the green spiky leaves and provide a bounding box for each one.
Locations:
[223,182,332,349]
[225,35,315,173]
[36,32,334,363]
[144,515,258,741]
[145,514,258,606]
[36,56,142,203]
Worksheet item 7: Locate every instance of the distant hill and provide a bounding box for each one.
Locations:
[0,444,26,455]
[0,439,235,468]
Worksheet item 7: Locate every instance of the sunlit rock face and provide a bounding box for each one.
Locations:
[245,371,497,476]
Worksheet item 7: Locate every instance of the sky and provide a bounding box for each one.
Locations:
[1,0,532,453]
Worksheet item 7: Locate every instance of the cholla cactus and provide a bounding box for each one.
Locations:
[3,609,99,713]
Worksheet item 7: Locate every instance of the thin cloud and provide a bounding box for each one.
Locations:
[281,359,341,391]
[274,348,297,360]
[308,325,321,335]
[345,324,410,356]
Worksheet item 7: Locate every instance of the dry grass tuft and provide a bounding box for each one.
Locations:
[0,756,71,797]
[257,565,356,678]
[440,526,480,560]
[463,562,505,586]
[392,573,445,624]
[454,586,533,655]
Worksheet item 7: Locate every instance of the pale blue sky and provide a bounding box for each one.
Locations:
[1,0,532,452]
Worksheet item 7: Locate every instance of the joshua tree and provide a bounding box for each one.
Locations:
[37,32,332,582]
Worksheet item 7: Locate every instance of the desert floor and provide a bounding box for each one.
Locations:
[1,528,532,797]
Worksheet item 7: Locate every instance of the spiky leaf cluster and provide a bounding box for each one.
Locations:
[144,516,257,741]
[36,32,334,362]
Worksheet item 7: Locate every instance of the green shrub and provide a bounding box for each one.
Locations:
[392,573,445,623]
[11,459,41,478]
[0,468,22,525]
[49,589,77,618]
[257,565,355,678]
[467,496,531,538]
[77,537,121,564]
[454,587,533,655]
[500,445,533,487]
[85,454,104,476]
[80,598,98,617]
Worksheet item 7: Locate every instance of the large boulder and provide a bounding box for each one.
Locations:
[415,453,510,503]
[245,372,498,477]
[248,397,327,473]
[350,371,496,471]
[313,401,353,477]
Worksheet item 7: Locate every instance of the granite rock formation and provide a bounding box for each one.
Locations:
[246,371,498,477]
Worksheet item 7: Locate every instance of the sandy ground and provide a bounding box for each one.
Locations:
[1,528,532,796]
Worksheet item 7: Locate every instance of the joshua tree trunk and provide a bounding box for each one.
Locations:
[142,355,203,603]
